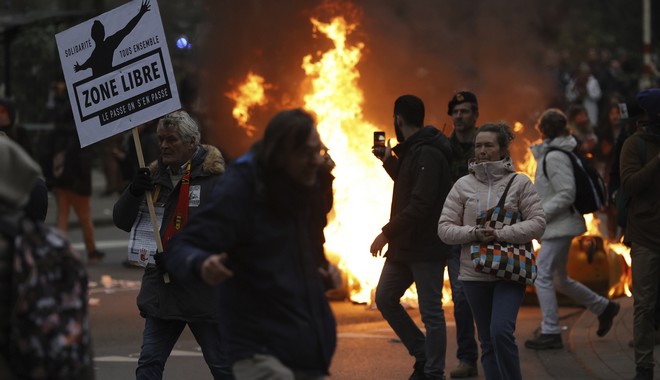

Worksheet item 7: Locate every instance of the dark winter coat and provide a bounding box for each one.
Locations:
[381,125,453,262]
[448,130,475,181]
[620,130,660,249]
[113,144,225,322]
[26,179,48,222]
[43,122,92,196]
[163,151,337,375]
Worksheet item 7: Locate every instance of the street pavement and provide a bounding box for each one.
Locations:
[46,170,656,379]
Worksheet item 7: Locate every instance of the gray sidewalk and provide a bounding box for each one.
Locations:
[569,295,651,379]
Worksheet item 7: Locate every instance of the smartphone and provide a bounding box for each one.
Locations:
[374,131,386,147]
[373,131,386,158]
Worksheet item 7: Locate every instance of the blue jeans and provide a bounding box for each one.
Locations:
[375,259,447,380]
[136,317,233,380]
[448,245,478,365]
[463,280,525,380]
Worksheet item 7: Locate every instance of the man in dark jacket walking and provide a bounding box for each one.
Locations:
[163,109,337,379]
[370,95,453,380]
[112,110,230,379]
[621,89,660,380]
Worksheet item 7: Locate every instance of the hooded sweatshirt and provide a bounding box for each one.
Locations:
[381,125,453,261]
[530,135,587,239]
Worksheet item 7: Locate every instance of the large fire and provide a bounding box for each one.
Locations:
[225,8,631,304]
[300,16,396,304]
[225,13,422,305]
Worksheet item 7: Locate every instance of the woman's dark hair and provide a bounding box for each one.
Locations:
[253,108,316,172]
[252,108,318,217]
[536,108,569,139]
[475,122,515,155]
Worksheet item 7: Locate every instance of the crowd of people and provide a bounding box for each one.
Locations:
[0,58,659,379]
[546,47,659,242]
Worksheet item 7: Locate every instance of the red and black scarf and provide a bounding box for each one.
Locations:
[162,161,191,248]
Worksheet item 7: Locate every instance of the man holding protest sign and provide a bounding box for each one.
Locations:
[56,2,216,376]
[113,110,230,379]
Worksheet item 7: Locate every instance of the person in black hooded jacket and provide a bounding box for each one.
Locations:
[370,94,453,380]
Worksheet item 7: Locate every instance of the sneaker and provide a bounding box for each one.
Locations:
[597,301,620,337]
[450,362,478,378]
[524,333,563,350]
[409,361,428,380]
[87,250,106,264]
[634,366,653,380]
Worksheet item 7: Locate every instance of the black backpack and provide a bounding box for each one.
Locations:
[0,215,94,380]
[543,147,607,215]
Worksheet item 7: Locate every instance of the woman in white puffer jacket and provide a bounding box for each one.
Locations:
[524,108,619,351]
[438,122,545,380]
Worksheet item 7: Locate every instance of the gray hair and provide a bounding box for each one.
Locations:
[157,110,201,144]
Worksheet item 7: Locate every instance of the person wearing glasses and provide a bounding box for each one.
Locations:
[163,108,338,380]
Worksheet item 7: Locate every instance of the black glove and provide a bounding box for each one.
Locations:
[154,251,165,272]
[129,168,154,196]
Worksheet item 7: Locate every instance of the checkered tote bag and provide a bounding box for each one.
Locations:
[470,174,537,285]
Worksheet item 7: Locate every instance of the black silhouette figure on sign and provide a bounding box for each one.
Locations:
[74,0,151,77]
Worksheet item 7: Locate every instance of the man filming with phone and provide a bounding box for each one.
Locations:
[370,94,454,380]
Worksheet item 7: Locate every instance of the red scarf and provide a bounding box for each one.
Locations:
[162,161,191,248]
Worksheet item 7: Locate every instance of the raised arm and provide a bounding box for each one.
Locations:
[107,0,151,48]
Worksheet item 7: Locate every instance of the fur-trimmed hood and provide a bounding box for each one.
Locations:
[148,144,225,177]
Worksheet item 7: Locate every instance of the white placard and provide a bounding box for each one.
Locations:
[128,205,164,267]
[55,0,180,147]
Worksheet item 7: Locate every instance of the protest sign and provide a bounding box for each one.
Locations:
[55,0,180,147]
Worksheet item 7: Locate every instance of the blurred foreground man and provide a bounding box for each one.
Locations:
[621,89,660,380]
[0,138,94,380]
[164,109,337,380]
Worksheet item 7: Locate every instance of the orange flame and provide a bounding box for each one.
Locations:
[300,15,394,304]
[226,71,272,137]
[609,241,632,297]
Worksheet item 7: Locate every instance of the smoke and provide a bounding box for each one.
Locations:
[202,0,561,159]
